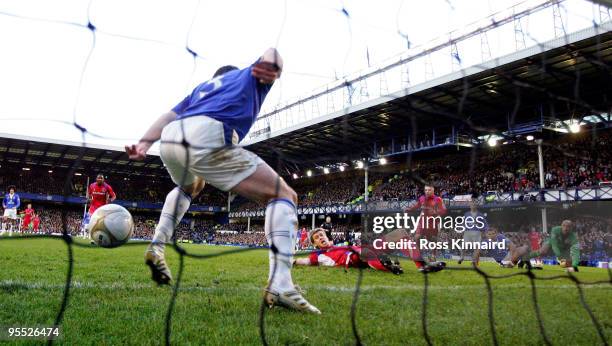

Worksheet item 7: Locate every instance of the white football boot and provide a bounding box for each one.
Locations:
[263,286,321,314]
[144,242,172,285]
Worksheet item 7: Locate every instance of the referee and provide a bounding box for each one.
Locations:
[320,216,333,242]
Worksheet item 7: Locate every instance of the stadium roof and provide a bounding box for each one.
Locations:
[245,27,612,170]
[0,132,166,177]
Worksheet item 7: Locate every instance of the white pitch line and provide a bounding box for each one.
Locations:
[0,280,609,293]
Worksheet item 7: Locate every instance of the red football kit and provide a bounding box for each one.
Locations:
[406,194,447,238]
[299,228,308,249]
[22,207,34,229]
[32,215,40,232]
[88,182,116,214]
[529,231,541,251]
[307,245,390,272]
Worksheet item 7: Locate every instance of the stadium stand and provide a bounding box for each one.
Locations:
[0,167,227,207]
[2,128,610,258]
[1,116,609,229]
[0,136,228,207]
[229,129,611,211]
[373,129,611,201]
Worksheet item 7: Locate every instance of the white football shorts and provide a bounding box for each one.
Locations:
[160,116,263,192]
[3,208,17,219]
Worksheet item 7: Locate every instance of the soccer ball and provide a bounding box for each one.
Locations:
[88,204,134,248]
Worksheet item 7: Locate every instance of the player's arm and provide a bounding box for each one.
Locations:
[569,232,580,268]
[107,185,117,203]
[405,199,422,212]
[14,194,20,209]
[125,111,178,160]
[294,252,319,266]
[252,48,283,84]
[436,197,447,216]
[507,239,517,253]
[550,232,563,258]
[407,201,422,212]
[293,257,312,266]
[2,196,6,209]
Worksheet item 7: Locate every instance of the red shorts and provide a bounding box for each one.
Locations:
[22,217,31,227]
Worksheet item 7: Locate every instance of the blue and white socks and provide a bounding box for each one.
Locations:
[265,199,298,293]
[152,187,191,244]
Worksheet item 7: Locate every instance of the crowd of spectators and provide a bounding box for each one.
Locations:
[0,169,227,207]
[374,131,612,200]
[231,130,610,212]
[34,209,82,235]
[132,216,155,239]
[130,217,268,246]
[574,217,611,260]
[2,131,609,213]
[232,171,386,212]
[209,232,267,247]
[374,130,610,201]
[296,171,370,207]
[543,132,611,189]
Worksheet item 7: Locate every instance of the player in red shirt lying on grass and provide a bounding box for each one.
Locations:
[293,228,404,274]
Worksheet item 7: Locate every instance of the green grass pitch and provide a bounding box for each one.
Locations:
[0,238,610,345]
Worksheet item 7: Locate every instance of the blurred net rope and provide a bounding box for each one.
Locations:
[0,0,611,345]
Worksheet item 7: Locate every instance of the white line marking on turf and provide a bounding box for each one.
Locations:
[0,280,609,293]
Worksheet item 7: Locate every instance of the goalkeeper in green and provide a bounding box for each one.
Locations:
[517,220,580,272]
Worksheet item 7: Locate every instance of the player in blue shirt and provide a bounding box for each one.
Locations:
[482,227,527,268]
[458,202,488,266]
[2,185,21,235]
[126,48,320,314]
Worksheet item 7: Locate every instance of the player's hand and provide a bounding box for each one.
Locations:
[252,61,281,84]
[125,142,150,161]
[566,266,575,273]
